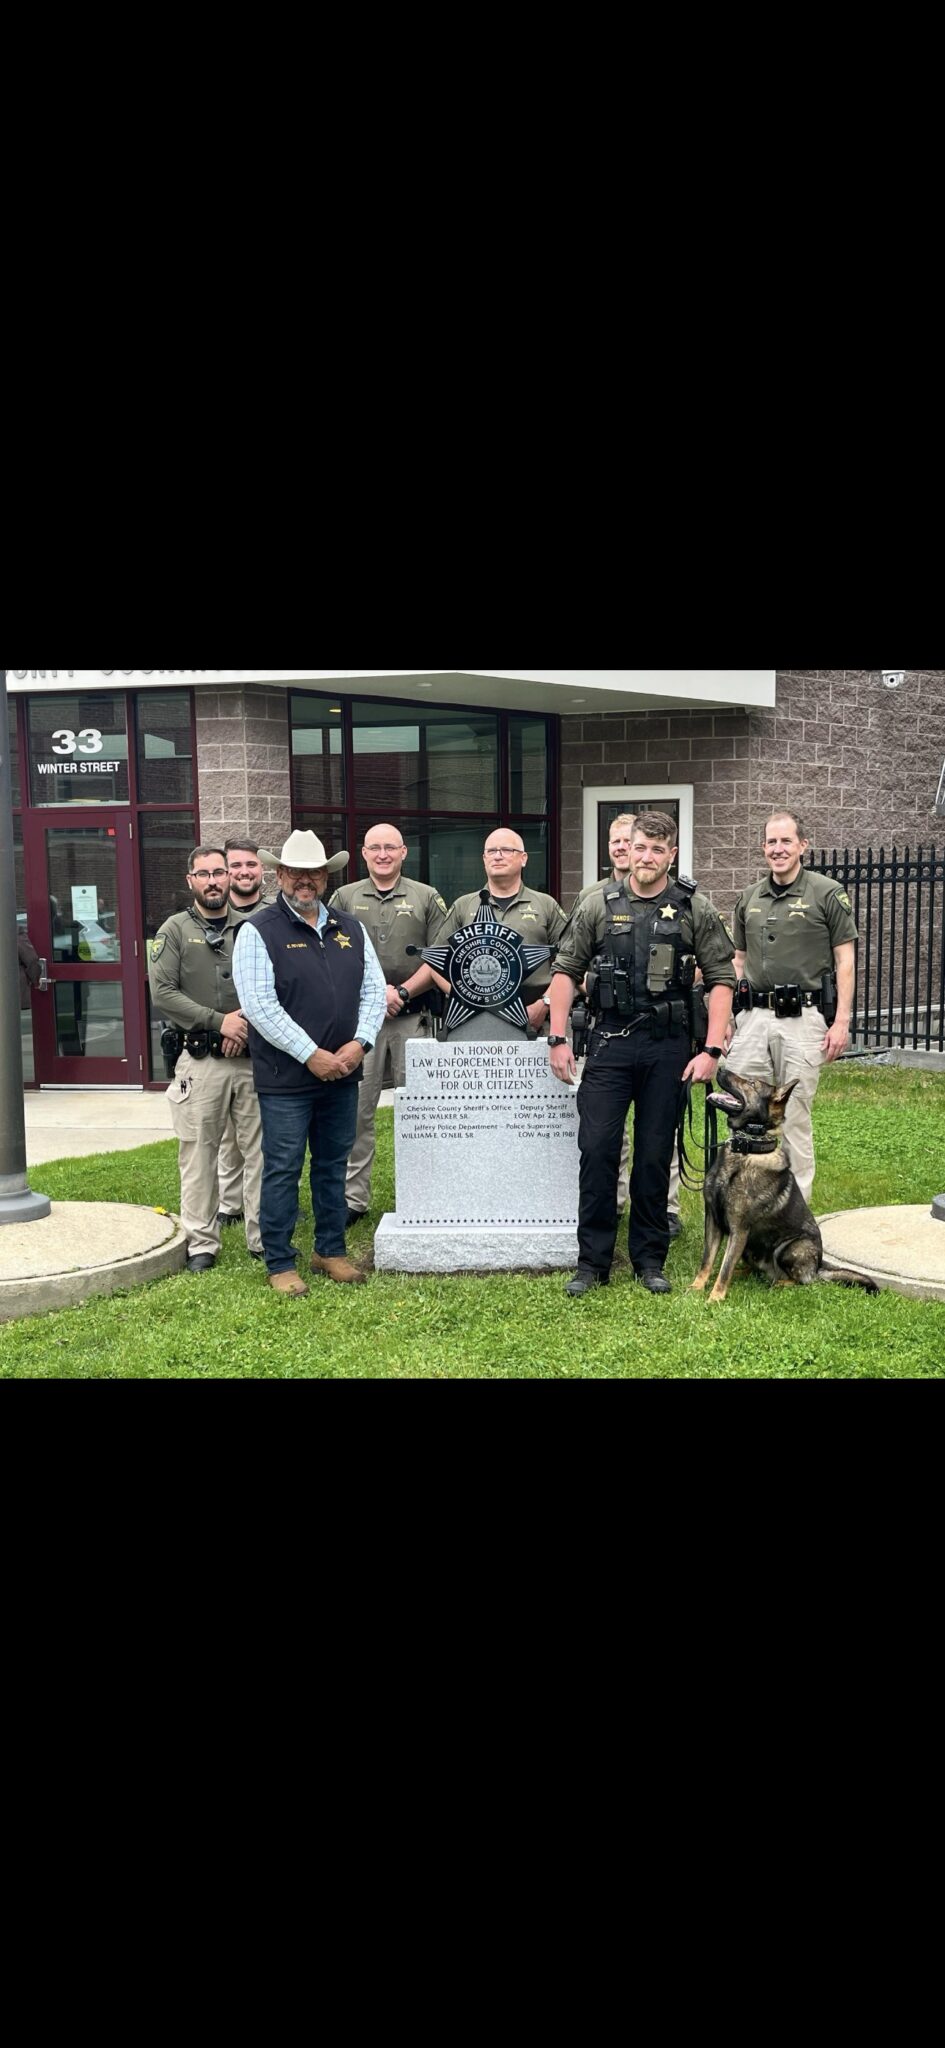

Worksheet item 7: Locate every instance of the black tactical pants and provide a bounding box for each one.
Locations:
[577,1027,685,1276]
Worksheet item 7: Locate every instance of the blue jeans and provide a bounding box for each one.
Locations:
[258,1083,359,1274]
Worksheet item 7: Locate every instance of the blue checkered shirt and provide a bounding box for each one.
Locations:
[234,898,387,1065]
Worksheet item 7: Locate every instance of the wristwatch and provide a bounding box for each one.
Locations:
[397,986,410,1005]
[704,1045,724,1059]
[548,1036,569,1048]
[357,1037,374,1054]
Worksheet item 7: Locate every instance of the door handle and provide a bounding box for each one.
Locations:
[38,958,52,993]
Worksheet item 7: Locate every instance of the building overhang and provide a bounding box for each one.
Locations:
[7,669,776,713]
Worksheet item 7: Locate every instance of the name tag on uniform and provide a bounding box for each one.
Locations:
[286,943,308,951]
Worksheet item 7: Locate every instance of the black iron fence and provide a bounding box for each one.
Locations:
[809,846,945,1052]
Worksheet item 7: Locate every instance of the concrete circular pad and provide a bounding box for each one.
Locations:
[0,1203,187,1323]
[818,1205,945,1302]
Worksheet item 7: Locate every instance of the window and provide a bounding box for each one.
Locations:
[352,701,499,815]
[292,691,557,902]
[509,715,548,816]
[137,692,194,806]
[291,698,344,809]
[27,693,130,806]
[8,697,20,807]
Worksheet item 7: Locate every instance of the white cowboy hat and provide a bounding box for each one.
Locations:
[278,829,349,875]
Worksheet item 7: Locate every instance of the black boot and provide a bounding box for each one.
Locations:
[635,1265,671,1295]
[565,1268,609,1298]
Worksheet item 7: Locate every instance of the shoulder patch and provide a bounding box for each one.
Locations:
[836,890,853,911]
[150,934,167,961]
[435,895,448,916]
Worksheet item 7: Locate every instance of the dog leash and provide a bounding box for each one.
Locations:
[676,1081,722,1193]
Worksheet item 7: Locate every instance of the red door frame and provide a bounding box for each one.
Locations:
[23,809,146,1086]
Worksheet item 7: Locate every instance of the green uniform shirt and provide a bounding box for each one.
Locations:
[441,887,569,999]
[330,874,448,987]
[733,868,858,991]
[555,884,737,991]
[148,905,245,1034]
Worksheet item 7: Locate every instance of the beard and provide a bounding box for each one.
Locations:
[229,880,262,904]
[283,888,323,916]
[190,885,228,915]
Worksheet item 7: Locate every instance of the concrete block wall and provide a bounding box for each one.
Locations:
[195,686,292,857]
[560,670,945,915]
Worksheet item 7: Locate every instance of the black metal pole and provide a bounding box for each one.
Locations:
[0,668,51,1223]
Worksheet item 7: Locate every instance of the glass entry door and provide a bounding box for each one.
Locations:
[24,812,144,1084]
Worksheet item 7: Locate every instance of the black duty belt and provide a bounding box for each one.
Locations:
[749,987,822,1011]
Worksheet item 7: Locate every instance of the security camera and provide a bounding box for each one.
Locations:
[882,671,906,689]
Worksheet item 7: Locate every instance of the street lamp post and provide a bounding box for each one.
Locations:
[0,667,51,1223]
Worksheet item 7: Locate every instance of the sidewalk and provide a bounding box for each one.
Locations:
[25,1091,173,1165]
[23,1087,398,1165]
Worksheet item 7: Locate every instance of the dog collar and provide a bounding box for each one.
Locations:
[730,1132,779,1156]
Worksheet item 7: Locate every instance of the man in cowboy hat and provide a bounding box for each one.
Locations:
[234,831,388,1297]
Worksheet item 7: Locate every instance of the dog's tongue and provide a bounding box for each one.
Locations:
[708,1092,742,1113]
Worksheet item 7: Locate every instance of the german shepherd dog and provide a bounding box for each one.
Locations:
[691,1070,876,1303]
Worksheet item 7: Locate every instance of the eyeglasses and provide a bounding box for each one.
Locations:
[486,848,524,858]
[192,868,228,883]
[365,845,404,856]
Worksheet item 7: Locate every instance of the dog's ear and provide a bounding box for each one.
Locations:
[770,1080,800,1111]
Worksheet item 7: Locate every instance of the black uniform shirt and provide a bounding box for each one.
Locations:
[555,884,736,991]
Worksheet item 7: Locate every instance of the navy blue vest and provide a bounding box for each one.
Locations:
[246,895,366,1094]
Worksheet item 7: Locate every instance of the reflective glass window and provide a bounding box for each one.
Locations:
[28,694,129,805]
[509,716,548,815]
[516,822,550,893]
[54,983,126,1061]
[352,702,499,815]
[291,698,345,808]
[46,826,123,964]
[137,692,194,805]
[13,816,26,921]
[140,814,197,941]
[8,697,21,806]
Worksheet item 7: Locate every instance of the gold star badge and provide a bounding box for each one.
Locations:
[660,906,678,920]
[333,933,353,949]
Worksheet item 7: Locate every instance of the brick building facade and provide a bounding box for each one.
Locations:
[560,669,945,915]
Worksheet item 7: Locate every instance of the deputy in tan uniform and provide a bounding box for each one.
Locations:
[730,809,858,1203]
[215,837,276,1229]
[149,846,264,1273]
[330,824,448,1225]
[438,832,569,1031]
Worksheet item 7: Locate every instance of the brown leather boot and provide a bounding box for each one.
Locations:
[310,1253,367,1285]
[269,1271,309,1298]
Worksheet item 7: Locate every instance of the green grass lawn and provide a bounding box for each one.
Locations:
[3,1063,944,1379]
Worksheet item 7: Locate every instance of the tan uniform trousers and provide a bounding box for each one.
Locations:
[731,1005,826,1204]
[218,1118,246,1217]
[346,1009,435,1213]
[167,1051,263,1258]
